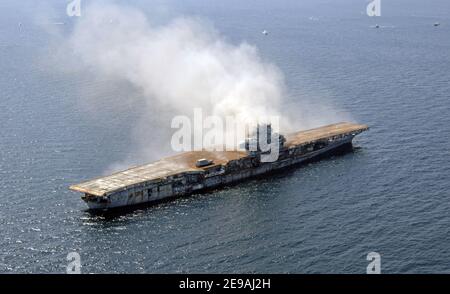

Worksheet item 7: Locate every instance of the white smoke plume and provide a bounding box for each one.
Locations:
[70,4,284,120]
[53,2,294,169]
[46,2,352,171]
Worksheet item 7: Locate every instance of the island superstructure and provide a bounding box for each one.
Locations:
[70,122,368,210]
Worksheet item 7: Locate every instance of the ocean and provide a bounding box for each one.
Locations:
[0,0,449,273]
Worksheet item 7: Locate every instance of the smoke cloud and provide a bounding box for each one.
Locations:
[46,2,349,171]
[54,2,293,169]
[70,4,283,118]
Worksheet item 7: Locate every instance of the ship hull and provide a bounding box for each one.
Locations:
[84,135,355,211]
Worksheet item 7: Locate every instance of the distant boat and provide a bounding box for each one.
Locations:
[262,30,268,35]
[434,22,440,27]
[375,24,380,29]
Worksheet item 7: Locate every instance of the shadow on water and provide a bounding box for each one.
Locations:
[84,143,365,221]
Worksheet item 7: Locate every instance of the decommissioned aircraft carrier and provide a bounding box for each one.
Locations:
[70,122,368,210]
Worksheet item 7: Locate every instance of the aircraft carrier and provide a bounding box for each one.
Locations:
[70,122,368,210]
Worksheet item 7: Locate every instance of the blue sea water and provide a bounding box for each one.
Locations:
[0,0,450,273]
